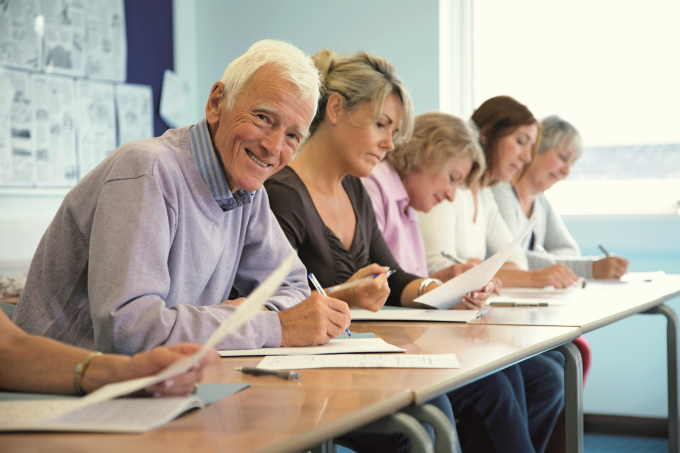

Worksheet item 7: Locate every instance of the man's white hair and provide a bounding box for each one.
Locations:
[221,40,321,115]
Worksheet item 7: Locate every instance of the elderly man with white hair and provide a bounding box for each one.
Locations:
[14,40,351,354]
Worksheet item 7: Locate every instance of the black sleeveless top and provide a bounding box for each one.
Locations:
[265,166,417,307]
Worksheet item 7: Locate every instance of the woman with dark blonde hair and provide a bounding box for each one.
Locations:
[265,49,481,452]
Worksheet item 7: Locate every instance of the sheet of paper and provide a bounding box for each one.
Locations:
[415,218,537,309]
[84,0,127,82]
[159,69,190,129]
[0,0,43,71]
[115,83,153,146]
[219,338,405,357]
[257,354,460,370]
[0,68,34,186]
[77,253,298,409]
[75,79,116,178]
[33,74,78,186]
[0,71,15,185]
[42,0,85,77]
[351,308,480,323]
[621,271,666,283]
[501,287,578,294]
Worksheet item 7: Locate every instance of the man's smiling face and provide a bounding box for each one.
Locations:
[206,65,316,192]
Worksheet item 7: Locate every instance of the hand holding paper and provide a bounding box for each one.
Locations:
[415,218,537,309]
[73,253,298,410]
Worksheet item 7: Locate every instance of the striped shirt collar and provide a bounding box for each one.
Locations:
[189,119,255,211]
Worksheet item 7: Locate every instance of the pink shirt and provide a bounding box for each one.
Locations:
[361,160,428,278]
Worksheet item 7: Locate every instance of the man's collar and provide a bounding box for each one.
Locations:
[189,119,256,211]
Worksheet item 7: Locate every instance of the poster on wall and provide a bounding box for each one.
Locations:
[33,74,77,187]
[85,0,127,82]
[75,79,116,179]
[0,0,43,71]
[114,83,152,146]
[41,0,86,77]
[0,69,35,187]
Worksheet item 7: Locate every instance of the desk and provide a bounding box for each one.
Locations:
[473,275,680,333]
[473,275,680,453]
[0,324,580,453]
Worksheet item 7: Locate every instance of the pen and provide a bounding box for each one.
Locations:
[326,270,395,294]
[234,367,301,381]
[490,302,549,307]
[534,244,557,265]
[597,242,610,257]
[309,273,352,337]
[441,251,464,264]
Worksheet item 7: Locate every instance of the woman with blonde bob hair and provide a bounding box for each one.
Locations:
[363,111,487,283]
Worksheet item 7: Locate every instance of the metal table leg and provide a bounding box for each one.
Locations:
[355,412,434,453]
[556,342,584,453]
[642,304,679,453]
[402,404,460,453]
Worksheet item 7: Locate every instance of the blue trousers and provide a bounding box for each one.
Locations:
[448,353,564,453]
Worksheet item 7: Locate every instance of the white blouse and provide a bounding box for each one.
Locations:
[418,186,529,275]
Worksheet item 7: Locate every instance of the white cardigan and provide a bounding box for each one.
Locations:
[418,186,529,275]
[492,182,593,278]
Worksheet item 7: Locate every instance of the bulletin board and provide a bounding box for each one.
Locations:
[0,0,174,190]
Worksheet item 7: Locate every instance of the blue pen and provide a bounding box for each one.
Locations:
[308,273,352,337]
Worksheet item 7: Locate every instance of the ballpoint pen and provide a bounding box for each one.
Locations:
[309,273,352,337]
[234,367,301,381]
[326,269,395,294]
[490,302,549,307]
[597,242,610,257]
[441,251,464,264]
[534,243,557,265]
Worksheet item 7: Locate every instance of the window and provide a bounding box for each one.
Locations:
[470,0,680,214]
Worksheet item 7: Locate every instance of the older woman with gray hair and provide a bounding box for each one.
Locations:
[492,115,629,279]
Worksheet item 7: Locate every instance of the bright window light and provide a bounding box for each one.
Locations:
[472,0,680,214]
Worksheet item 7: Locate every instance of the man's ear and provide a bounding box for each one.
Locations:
[206,82,225,125]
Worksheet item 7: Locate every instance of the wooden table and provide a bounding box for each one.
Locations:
[0,324,581,453]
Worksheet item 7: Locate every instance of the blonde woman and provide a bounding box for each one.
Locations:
[265,52,546,453]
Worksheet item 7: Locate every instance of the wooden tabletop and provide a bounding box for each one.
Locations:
[0,323,580,452]
[471,274,680,332]
[350,322,580,404]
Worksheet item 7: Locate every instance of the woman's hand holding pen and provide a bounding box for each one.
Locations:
[592,256,629,279]
[329,264,391,312]
[529,264,579,288]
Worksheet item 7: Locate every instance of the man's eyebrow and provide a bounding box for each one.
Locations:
[253,103,280,116]
[254,103,309,139]
[296,125,310,140]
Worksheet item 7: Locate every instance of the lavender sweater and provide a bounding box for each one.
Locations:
[13,126,310,354]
